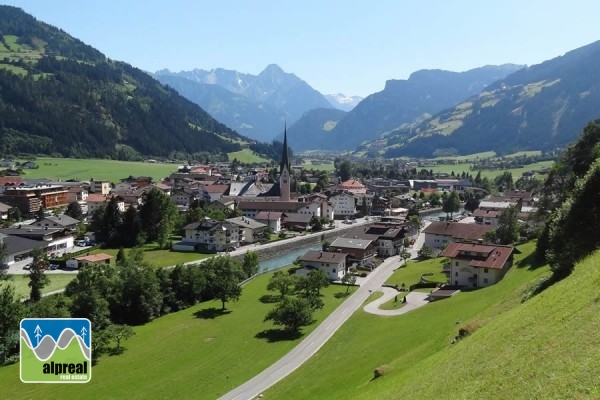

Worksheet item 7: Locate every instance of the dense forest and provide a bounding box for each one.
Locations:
[0,6,278,161]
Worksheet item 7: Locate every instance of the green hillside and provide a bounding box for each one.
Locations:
[265,243,600,399]
[0,6,276,161]
[378,41,600,158]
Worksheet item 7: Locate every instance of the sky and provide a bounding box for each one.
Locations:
[2,1,600,97]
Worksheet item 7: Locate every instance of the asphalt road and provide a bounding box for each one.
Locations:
[219,220,431,400]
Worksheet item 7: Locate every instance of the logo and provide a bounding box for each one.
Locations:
[20,318,92,383]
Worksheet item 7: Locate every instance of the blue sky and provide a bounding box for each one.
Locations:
[3,1,600,97]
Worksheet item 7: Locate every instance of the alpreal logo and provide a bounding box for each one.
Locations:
[20,318,92,383]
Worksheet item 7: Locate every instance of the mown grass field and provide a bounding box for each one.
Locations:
[265,241,554,399]
[18,157,178,183]
[0,274,75,299]
[0,268,351,399]
[227,149,272,164]
[385,257,447,289]
[90,244,212,268]
[428,160,554,180]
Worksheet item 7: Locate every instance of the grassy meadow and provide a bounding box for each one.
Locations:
[0,268,352,399]
[0,274,75,299]
[89,244,212,269]
[428,160,554,180]
[18,157,178,183]
[264,241,555,399]
[227,149,272,164]
[385,257,448,288]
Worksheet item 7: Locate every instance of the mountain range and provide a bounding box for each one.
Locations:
[324,93,363,111]
[287,64,524,151]
[377,40,600,158]
[155,65,339,141]
[0,6,267,161]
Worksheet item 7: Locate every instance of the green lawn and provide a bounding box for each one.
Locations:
[428,160,554,180]
[301,159,335,172]
[0,274,75,299]
[227,149,272,164]
[0,269,349,399]
[264,241,553,399]
[90,244,212,268]
[385,257,447,288]
[19,157,178,183]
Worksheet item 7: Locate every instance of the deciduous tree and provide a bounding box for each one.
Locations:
[264,296,313,333]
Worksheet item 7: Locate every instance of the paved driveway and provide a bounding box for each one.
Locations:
[363,288,430,316]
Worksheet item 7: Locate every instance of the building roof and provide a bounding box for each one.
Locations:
[299,250,347,264]
[0,233,46,255]
[203,184,229,194]
[226,216,267,230]
[0,202,13,213]
[422,221,493,240]
[330,237,374,250]
[0,176,23,186]
[75,253,113,263]
[37,215,80,227]
[479,200,513,209]
[0,227,63,239]
[183,218,237,232]
[86,194,107,203]
[282,213,312,224]
[473,209,502,218]
[255,211,284,221]
[441,242,514,269]
[238,201,303,212]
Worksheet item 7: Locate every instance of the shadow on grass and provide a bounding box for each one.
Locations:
[255,328,302,343]
[516,251,547,271]
[259,294,281,304]
[334,292,351,299]
[194,307,232,319]
[108,347,126,356]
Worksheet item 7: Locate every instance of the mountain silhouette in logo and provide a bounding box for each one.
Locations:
[20,328,90,361]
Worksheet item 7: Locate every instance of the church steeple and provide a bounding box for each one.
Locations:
[279,123,291,201]
[280,122,290,174]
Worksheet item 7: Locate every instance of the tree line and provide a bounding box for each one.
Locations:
[0,246,260,366]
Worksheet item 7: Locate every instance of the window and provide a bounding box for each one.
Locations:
[455,272,458,277]
[483,278,489,284]
[483,268,489,273]
[455,261,459,266]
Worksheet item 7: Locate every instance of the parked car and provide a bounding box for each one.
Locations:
[75,240,87,246]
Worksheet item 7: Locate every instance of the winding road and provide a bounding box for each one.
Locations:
[219,221,431,400]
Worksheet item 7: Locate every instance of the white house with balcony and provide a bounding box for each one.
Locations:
[174,218,241,252]
[329,192,356,218]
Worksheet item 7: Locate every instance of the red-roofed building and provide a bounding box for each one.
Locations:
[0,176,23,194]
[335,179,367,194]
[441,242,514,288]
[423,221,494,249]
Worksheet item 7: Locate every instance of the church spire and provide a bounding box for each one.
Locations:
[280,122,290,173]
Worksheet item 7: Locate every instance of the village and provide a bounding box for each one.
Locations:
[0,131,539,300]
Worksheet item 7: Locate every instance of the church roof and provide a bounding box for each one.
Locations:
[280,124,290,174]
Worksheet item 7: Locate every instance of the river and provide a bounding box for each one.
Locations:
[258,244,322,273]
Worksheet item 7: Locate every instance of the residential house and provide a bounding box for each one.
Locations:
[237,201,304,219]
[0,202,14,220]
[0,233,46,264]
[175,219,241,252]
[226,216,267,244]
[441,242,514,288]
[66,253,113,269]
[66,186,88,204]
[423,222,494,249]
[329,192,356,218]
[34,215,80,231]
[0,177,23,194]
[363,225,407,257]
[335,179,367,194]
[282,213,313,231]
[86,194,125,215]
[329,237,376,267]
[89,178,111,195]
[297,250,347,281]
[203,184,230,202]
[170,189,195,207]
[21,161,38,169]
[255,211,283,233]
[0,227,74,260]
